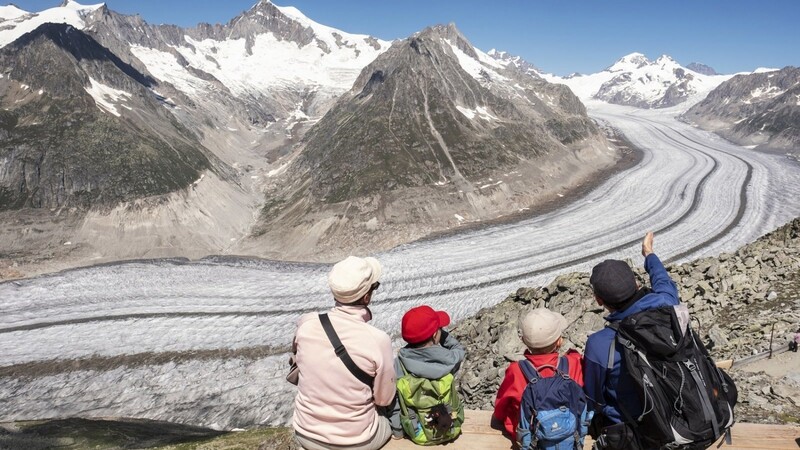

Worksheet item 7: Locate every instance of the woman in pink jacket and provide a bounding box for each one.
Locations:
[292,256,397,450]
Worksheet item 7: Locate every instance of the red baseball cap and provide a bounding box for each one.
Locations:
[401,305,451,344]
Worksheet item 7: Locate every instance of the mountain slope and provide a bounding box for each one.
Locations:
[247,25,618,260]
[0,23,213,210]
[681,66,800,153]
[0,1,393,270]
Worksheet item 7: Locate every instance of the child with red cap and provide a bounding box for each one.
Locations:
[389,305,466,442]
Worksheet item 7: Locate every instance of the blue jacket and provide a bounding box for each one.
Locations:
[583,254,679,424]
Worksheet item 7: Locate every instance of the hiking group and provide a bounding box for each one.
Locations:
[289,232,738,450]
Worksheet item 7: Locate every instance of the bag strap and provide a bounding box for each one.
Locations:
[556,355,570,375]
[605,322,620,370]
[319,313,374,389]
[518,358,539,383]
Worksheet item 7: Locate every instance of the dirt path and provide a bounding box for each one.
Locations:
[740,350,800,378]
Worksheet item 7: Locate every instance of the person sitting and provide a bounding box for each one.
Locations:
[583,232,680,449]
[390,305,466,444]
[492,308,585,443]
[292,256,396,450]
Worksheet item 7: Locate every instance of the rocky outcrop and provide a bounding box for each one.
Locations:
[451,217,800,422]
[682,66,800,154]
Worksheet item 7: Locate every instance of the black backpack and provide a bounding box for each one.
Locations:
[607,304,737,450]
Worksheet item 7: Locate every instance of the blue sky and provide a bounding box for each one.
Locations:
[12,0,799,76]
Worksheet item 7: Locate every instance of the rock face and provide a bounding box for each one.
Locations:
[682,66,800,155]
[248,24,617,261]
[451,217,800,422]
[0,23,212,210]
[686,62,718,76]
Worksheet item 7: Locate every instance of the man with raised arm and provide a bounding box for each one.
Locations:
[292,256,396,450]
[583,232,679,448]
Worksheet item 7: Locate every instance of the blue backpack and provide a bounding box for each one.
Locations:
[516,357,592,450]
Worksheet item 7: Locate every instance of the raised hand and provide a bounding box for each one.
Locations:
[642,231,654,257]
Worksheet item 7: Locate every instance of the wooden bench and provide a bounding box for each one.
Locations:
[385,410,800,449]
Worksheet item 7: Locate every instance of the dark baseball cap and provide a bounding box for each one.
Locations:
[590,259,637,306]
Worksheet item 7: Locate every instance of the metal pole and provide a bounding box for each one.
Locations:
[769,322,775,359]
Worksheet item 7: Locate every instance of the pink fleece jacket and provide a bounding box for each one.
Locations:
[292,304,396,445]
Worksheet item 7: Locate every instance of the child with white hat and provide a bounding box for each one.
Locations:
[492,308,585,439]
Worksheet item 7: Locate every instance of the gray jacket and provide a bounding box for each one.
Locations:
[389,330,466,436]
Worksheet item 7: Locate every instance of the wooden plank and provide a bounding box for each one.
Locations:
[384,411,800,450]
[716,359,734,369]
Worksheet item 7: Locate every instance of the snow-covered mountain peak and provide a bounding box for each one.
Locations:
[0,1,103,47]
[271,2,389,53]
[486,48,542,78]
[0,4,28,20]
[608,52,650,71]
[655,54,676,63]
[546,52,734,109]
[60,0,105,14]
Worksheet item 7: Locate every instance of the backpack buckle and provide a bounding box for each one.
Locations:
[683,360,697,371]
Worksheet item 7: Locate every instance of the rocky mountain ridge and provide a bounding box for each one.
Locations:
[452,217,800,423]
[682,66,800,156]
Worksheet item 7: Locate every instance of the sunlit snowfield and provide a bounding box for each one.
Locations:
[2,103,800,428]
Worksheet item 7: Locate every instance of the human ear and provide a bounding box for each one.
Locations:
[594,295,604,307]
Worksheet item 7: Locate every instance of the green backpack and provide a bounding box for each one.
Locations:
[396,361,464,445]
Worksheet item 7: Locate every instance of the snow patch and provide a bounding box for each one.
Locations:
[447,40,508,84]
[267,163,288,178]
[456,105,498,121]
[479,180,503,189]
[85,77,132,117]
[750,85,785,99]
[752,67,780,74]
[131,45,211,96]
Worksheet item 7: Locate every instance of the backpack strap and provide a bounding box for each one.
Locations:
[556,355,570,377]
[319,313,375,389]
[605,322,620,370]
[518,358,540,383]
[607,339,616,370]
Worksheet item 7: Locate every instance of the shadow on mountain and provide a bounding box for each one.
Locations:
[0,417,226,449]
[8,22,157,87]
